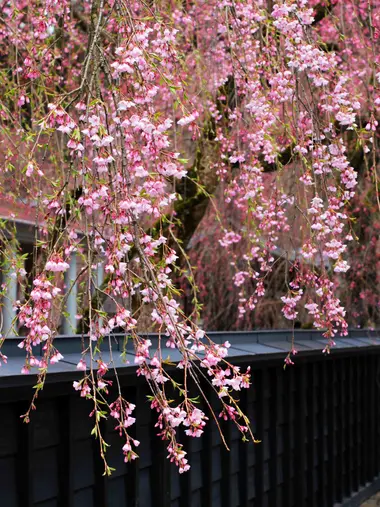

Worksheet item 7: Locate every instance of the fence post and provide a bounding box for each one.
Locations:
[63,253,77,334]
[2,246,18,336]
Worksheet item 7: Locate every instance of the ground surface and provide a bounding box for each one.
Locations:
[362,492,380,506]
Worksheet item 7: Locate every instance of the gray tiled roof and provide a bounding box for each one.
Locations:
[0,329,379,386]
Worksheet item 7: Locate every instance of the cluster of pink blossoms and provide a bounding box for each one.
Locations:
[17,276,62,373]
[45,257,70,272]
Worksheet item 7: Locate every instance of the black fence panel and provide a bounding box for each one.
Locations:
[0,331,380,506]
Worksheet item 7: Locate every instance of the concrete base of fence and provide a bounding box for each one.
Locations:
[335,476,380,507]
[360,490,380,507]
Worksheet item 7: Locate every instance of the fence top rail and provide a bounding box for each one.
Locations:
[0,329,379,386]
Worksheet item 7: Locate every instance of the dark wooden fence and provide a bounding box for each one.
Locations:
[0,330,379,507]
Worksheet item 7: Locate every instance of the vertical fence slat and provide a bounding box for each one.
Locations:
[92,418,108,507]
[354,354,361,492]
[348,354,354,493]
[326,359,337,505]
[336,358,344,503]
[294,363,307,507]
[201,384,213,507]
[179,433,191,507]
[342,356,350,500]
[254,368,264,506]
[150,412,171,507]
[359,355,366,487]
[376,354,380,477]
[238,388,248,507]
[354,353,360,487]
[347,355,354,497]
[15,402,33,507]
[58,395,74,507]
[371,354,377,481]
[220,417,232,507]
[317,359,327,507]
[200,423,212,507]
[306,362,317,507]
[124,384,139,507]
[282,365,293,507]
[364,353,371,486]
[268,367,278,507]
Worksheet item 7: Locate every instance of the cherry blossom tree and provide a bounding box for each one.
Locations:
[0,0,378,474]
